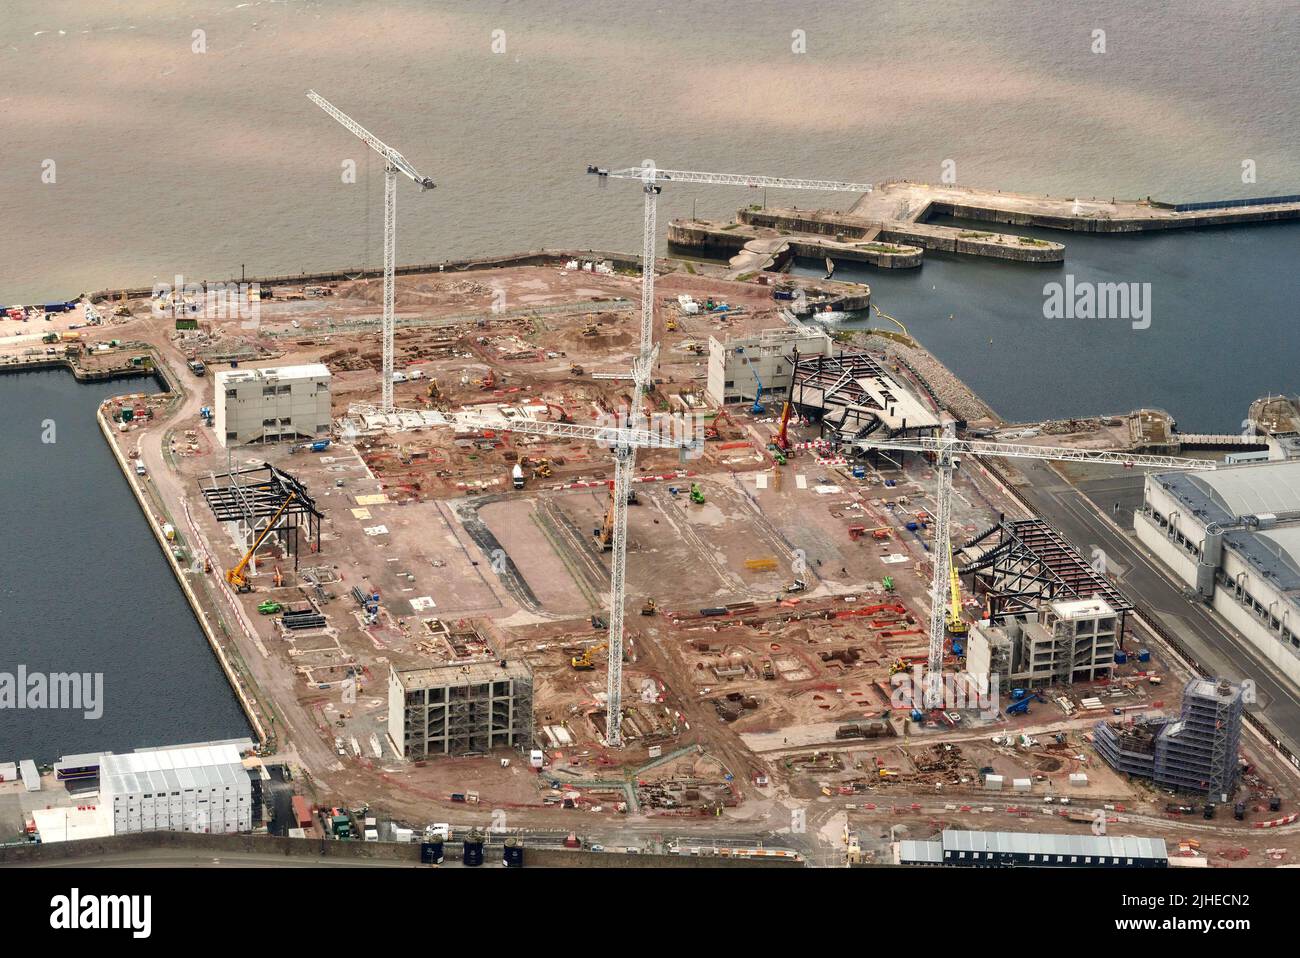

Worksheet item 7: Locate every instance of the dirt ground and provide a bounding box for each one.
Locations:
[15,260,1300,864]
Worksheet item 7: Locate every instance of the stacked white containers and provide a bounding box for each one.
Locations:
[101,743,252,835]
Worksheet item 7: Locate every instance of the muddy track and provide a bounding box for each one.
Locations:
[453,495,546,614]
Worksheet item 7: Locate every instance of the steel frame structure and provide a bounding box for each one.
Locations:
[199,462,324,571]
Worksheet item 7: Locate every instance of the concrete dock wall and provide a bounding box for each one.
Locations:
[925,199,1300,233]
[0,829,801,867]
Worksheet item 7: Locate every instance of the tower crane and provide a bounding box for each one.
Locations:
[856,429,1217,707]
[587,164,872,366]
[349,399,700,747]
[308,91,435,414]
[585,163,872,741]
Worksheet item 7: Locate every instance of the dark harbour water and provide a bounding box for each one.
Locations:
[794,217,1300,432]
[0,370,250,764]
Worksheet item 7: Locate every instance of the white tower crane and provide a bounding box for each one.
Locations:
[349,398,698,748]
[856,432,1217,707]
[586,162,871,741]
[308,91,435,414]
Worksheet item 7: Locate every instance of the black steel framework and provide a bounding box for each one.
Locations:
[789,349,937,445]
[960,517,1134,634]
[199,462,323,569]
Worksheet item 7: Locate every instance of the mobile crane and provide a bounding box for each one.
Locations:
[226,493,297,592]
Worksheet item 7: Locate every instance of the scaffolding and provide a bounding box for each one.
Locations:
[1093,678,1244,799]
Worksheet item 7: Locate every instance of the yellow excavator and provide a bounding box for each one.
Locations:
[570,642,607,671]
[226,493,296,593]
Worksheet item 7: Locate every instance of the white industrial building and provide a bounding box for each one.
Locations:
[966,597,1118,689]
[100,741,255,835]
[706,328,832,406]
[1135,460,1300,685]
[214,363,332,447]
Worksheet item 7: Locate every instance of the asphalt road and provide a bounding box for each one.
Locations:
[1010,459,1300,756]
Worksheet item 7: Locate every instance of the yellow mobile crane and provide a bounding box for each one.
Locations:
[226,493,296,593]
[946,546,969,637]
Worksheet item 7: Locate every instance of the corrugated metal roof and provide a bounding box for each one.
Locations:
[1184,461,1300,519]
[100,743,247,799]
[899,839,943,863]
[941,829,1166,861]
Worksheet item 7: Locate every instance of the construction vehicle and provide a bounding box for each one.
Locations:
[888,658,910,676]
[570,364,584,376]
[786,579,807,594]
[768,443,787,466]
[570,642,607,671]
[480,369,497,390]
[856,428,1216,690]
[511,464,525,489]
[426,379,441,402]
[760,659,776,680]
[308,91,435,414]
[775,401,794,451]
[186,357,206,376]
[746,361,766,415]
[1005,691,1045,716]
[946,548,968,637]
[226,493,296,592]
[641,598,657,616]
[882,575,895,592]
[257,600,283,615]
[689,483,705,504]
[532,458,553,480]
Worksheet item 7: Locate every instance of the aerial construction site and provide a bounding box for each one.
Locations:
[7,102,1300,876]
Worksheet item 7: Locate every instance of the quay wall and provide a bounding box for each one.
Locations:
[922,200,1300,233]
[93,366,267,744]
[0,830,801,868]
[85,248,647,302]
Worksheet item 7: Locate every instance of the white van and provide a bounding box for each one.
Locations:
[134,461,147,477]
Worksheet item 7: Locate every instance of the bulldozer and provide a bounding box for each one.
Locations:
[570,364,585,376]
[570,642,607,671]
[641,598,657,616]
[532,458,553,480]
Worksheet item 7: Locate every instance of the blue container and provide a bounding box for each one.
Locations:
[1137,649,1151,662]
[852,466,866,479]
[1012,688,1026,700]
[1114,651,1128,664]
[910,709,924,722]
[420,840,444,865]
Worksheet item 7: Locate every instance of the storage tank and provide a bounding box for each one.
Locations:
[502,836,524,868]
[420,840,444,865]
[463,830,485,867]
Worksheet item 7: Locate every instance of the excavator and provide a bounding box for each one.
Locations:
[226,492,296,593]
[570,642,607,671]
[532,458,553,480]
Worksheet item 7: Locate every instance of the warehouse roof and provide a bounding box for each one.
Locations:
[100,743,248,797]
[1157,460,1300,526]
[941,829,1167,861]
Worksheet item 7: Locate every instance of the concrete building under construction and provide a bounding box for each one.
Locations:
[1093,678,1245,800]
[966,597,1118,689]
[388,661,534,758]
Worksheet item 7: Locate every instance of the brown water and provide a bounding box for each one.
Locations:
[3,0,1298,304]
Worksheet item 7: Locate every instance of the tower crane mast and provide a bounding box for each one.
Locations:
[309,91,435,414]
[855,433,1216,708]
[587,161,873,743]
